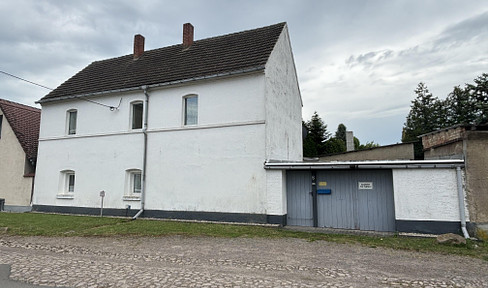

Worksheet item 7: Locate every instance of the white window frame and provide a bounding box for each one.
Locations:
[123,169,142,201]
[183,95,198,126]
[66,109,77,135]
[130,101,144,130]
[57,170,75,199]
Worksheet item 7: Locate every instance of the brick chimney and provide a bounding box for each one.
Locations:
[133,34,145,59]
[183,23,194,49]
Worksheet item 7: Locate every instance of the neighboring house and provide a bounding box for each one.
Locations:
[0,99,40,212]
[422,124,488,237]
[33,22,302,225]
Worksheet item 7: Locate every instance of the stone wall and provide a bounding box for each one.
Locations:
[464,131,488,223]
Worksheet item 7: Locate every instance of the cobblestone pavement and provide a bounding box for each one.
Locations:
[0,235,487,287]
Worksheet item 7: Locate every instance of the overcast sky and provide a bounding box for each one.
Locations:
[1,0,487,145]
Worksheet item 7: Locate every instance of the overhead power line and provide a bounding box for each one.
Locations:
[0,69,54,90]
[0,69,121,111]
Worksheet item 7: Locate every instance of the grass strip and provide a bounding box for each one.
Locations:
[1,212,486,261]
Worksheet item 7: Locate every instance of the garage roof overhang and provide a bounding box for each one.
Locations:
[264,159,465,170]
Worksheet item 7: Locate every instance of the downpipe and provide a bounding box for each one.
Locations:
[456,166,470,239]
[133,86,149,220]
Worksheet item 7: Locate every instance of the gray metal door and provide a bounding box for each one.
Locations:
[316,170,357,229]
[355,170,395,231]
[316,170,395,232]
[286,171,313,226]
[286,169,395,232]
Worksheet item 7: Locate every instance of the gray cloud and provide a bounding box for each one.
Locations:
[1,0,487,144]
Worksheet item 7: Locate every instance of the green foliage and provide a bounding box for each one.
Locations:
[402,82,440,142]
[303,118,382,156]
[402,73,488,159]
[335,124,347,142]
[353,137,360,150]
[303,112,330,157]
[358,141,380,150]
[323,137,346,154]
[466,73,488,124]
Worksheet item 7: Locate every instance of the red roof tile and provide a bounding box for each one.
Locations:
[0,99,41,161]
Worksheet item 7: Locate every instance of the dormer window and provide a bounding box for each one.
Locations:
[184,95,198,125]
[67,110,77,135]
[131,101,143,130]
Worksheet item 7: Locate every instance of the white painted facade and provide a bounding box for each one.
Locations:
[392,169,469,222]
[33,25,302,221]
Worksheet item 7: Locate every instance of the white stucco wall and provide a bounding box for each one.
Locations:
[264,24,302,162]
[265,170,287,216]
[34,134,144,209]
[263,24,302,216]
[0,110,32,207]
[35,74,271,214]
[393,169,469,222]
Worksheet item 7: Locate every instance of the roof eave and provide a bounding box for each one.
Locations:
[37,66,266,104]
[264,159,465,170]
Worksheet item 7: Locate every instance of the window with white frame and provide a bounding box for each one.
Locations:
[67,110,77,135]
[183,95,198,125]
[58,170,75,197]
[124,169,142,200]
[131,101,143,129]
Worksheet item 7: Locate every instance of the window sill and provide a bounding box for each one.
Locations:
[123,195,141,201]
[56,194,74,199]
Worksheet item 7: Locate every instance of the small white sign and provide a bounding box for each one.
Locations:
[358,182,373,190]
[100,190,106,197]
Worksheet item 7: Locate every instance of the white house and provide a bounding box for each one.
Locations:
[33,22,302,225]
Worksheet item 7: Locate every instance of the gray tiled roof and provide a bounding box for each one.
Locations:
[40,22,286,102]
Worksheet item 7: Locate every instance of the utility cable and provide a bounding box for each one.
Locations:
[0,69,54,90]
[1,69,121,110]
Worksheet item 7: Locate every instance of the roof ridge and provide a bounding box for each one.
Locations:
[0,98,40,113]
[92,22,287,64]
[193,22,286,45]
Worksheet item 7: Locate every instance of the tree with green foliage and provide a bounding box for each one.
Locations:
[335,123,347,143]
[322,123,347,155]
[323,137,346,154]
[402,73,488,159]
[358,141,380,150]
[402,82,441,159]
[443,85,476,127]
[466,73,488,124]
[303,112,330,157]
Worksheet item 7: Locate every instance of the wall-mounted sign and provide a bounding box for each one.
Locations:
[318,181,327,187]
[317,189,331,194]
[358,182,373,190]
